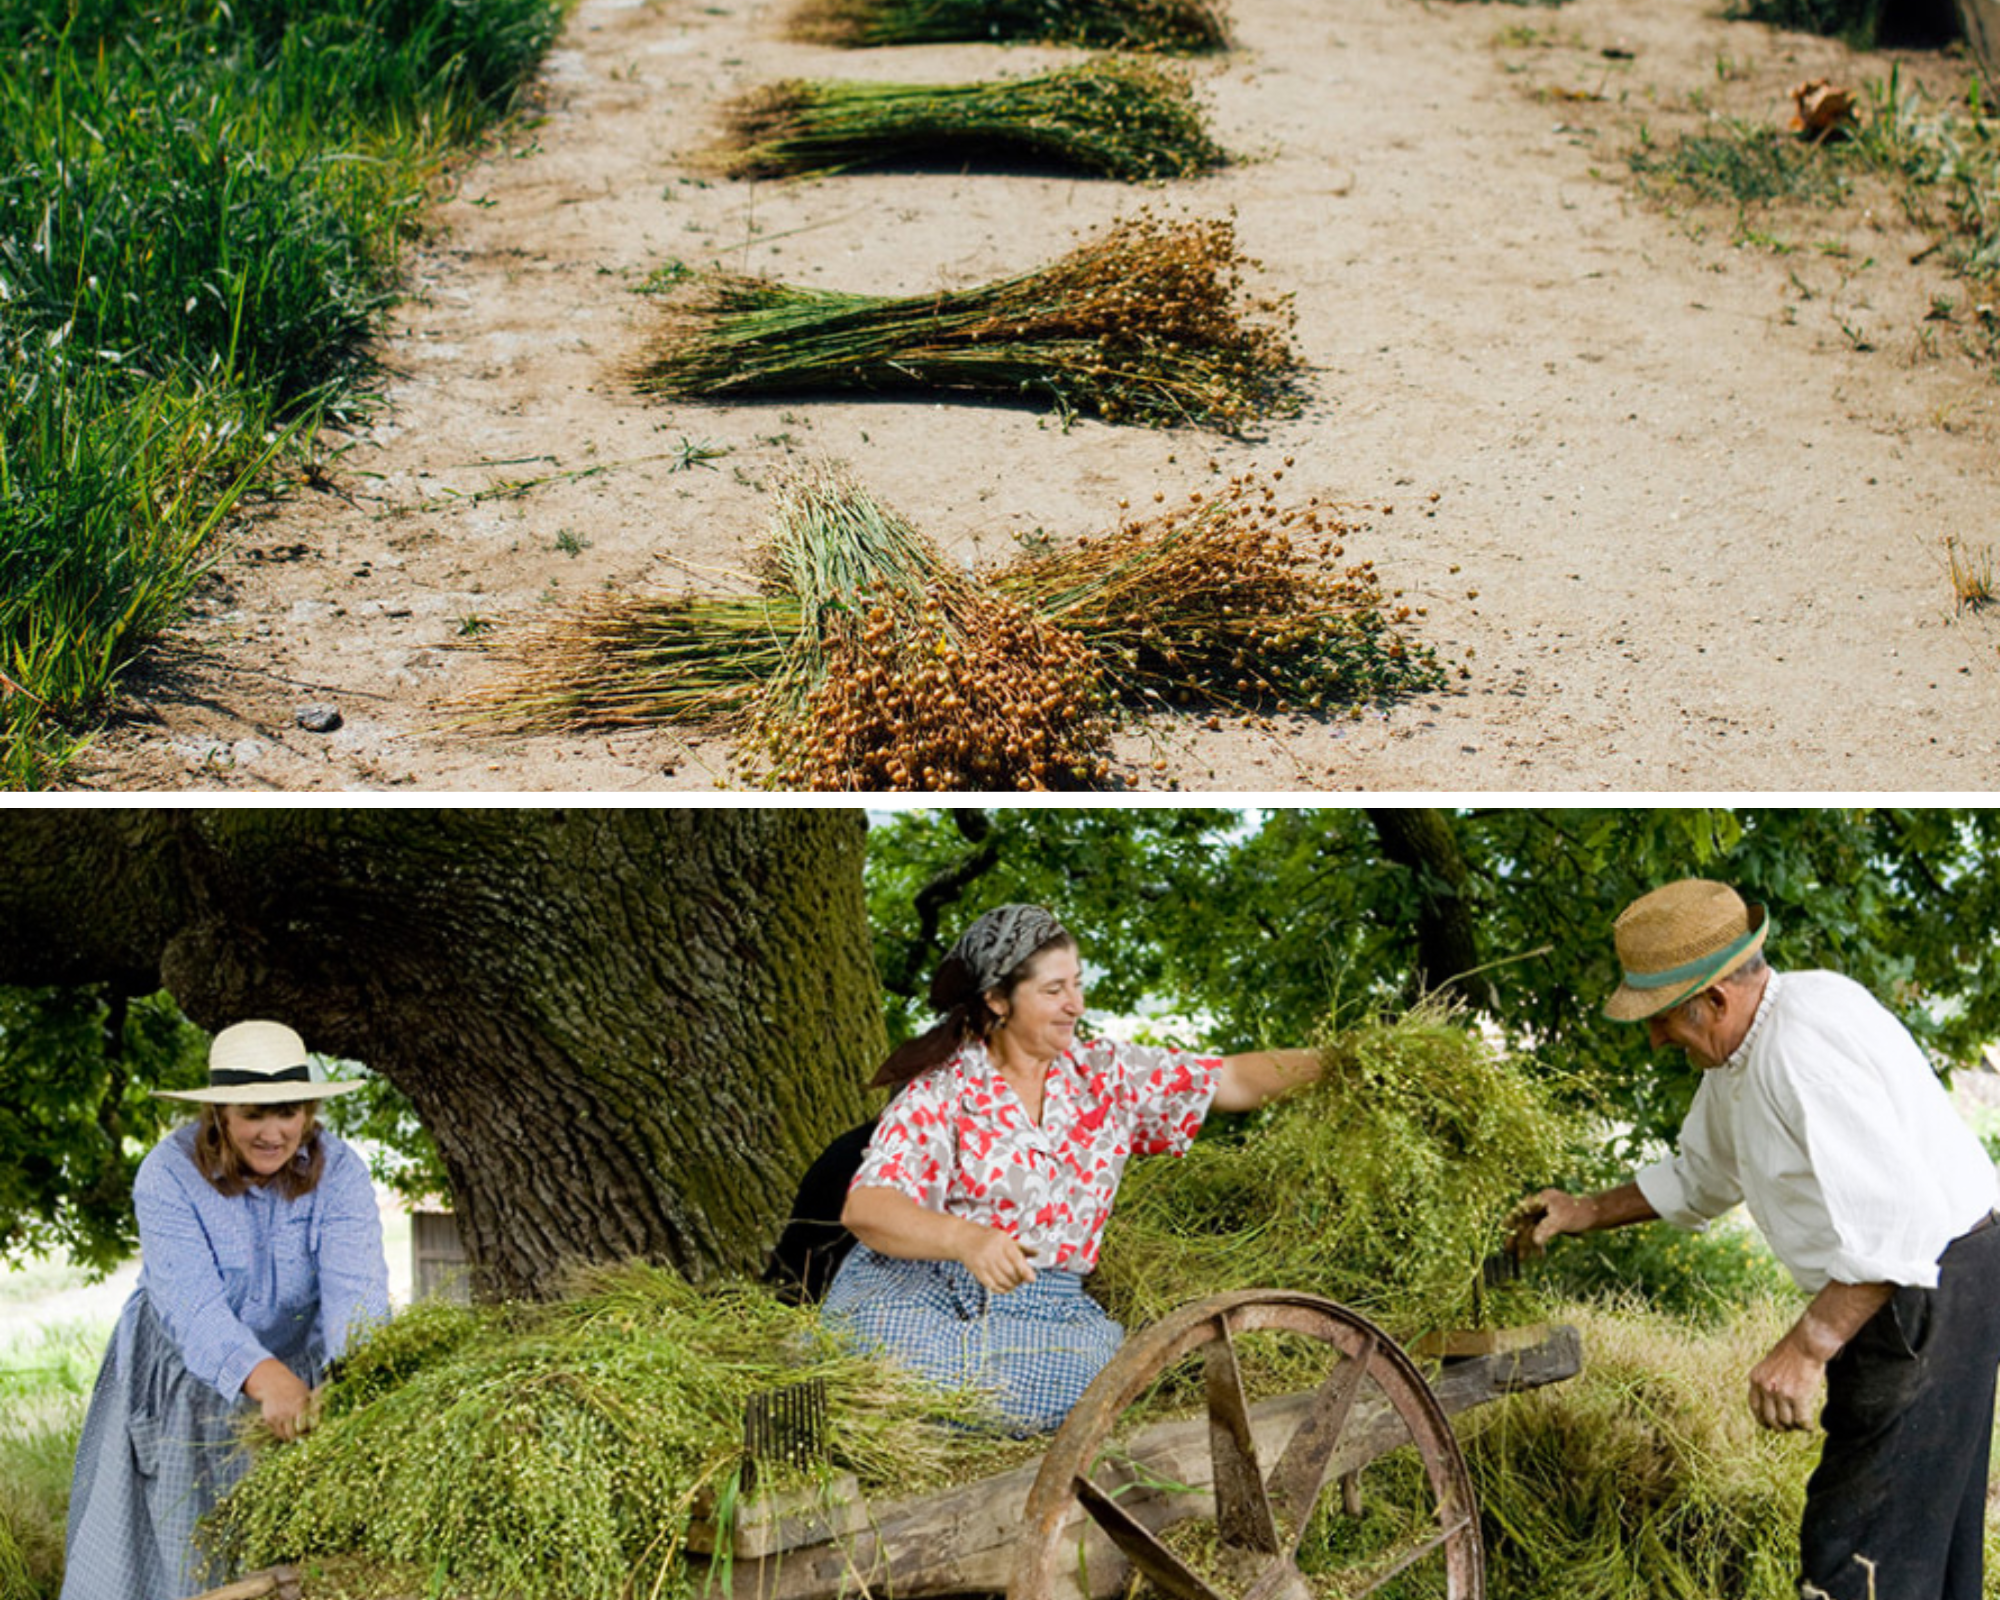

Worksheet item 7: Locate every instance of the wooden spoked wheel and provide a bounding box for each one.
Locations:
[1008,1290,1484,1600]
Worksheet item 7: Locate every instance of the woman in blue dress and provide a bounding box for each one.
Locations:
[61,1021,390,1600]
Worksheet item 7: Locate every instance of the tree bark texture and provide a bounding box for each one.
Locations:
[0,809,882,1297]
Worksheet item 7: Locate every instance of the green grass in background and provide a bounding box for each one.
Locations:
[0,0,568,786]
[0,1320,108,1600]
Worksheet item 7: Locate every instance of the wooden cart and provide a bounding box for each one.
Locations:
[689,1291,1579,1600]
[203,1291,1580,1600]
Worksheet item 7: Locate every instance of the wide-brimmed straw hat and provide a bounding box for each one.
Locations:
[1603,879,1773,1023]
[156,1021,364,1104]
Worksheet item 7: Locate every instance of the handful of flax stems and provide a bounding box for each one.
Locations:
[709,58,1227,182]
[789,0,1231,52]
[634,212,1299,433]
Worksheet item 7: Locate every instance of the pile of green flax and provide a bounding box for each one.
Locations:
[1091,1002,1588,1345]
[205,1263,1011,1600]
[788,0,1231,53]
[1459,1297,1822,1600]
[709,58,1226,182]
[467,462,1443,789]
[634,212,1299,432]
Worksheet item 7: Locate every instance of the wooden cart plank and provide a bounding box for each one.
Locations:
[690,1325,1581,1600]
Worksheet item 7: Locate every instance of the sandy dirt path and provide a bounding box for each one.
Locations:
[67,0,2000,792]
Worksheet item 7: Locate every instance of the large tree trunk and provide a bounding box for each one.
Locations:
[0,809,881,1298]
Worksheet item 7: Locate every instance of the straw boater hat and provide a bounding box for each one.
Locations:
[1603,879,1773,1023]
[156,1021,364,1104]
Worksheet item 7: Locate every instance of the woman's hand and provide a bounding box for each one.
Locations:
[244,1356,315,1441]
[843,1184,1037,1290]
[956,1225,1037,1294]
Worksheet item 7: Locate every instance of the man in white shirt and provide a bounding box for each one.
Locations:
[1512,878,2000,1600]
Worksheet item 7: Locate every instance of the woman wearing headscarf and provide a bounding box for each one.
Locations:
[62,1021,390,1600]
[823,905,1319,1432]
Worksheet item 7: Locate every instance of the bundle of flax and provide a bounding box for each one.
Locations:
[634,212,1299,433]
[1091,1001,1587,1349]
[204,1264,1017,1600]
[750,464,1112,790]
[709,58,1226,182]
[466,463,1448,788]
[790,0,1231,52]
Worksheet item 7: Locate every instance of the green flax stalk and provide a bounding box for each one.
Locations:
[789,0,1231,52]
[713,58,1226,181]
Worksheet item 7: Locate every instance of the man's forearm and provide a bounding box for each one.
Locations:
[1574,1181,1660,1232]
[1789,1279,1895,1363]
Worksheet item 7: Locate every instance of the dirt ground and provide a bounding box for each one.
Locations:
[66,0,2000,793]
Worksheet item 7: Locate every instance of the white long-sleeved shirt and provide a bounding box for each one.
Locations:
[1636,970,1998,1293]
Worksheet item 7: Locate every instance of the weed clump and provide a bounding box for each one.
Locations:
[711,58,1227,182]
[634,213,1300,434]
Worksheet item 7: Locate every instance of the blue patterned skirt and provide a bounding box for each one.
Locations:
[822,1244,1125,1433]
[63,1294,264,1600]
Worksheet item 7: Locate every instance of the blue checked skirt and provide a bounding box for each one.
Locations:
[62,1294,287,1600]
[822,1244,1125,1433]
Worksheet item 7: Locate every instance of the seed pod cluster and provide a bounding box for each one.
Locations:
[1001,463,1447,712]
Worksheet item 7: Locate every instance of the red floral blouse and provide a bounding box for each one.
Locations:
[850,1038,1222,1272]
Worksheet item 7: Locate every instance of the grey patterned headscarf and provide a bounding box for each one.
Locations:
[873,904,1073,1088]
[936,905,1068,1007]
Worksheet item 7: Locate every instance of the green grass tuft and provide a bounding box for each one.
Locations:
[0,1320,108,1600]
[0,0,567,786]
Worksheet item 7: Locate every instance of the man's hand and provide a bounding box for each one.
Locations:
[1507,1189,1591,1257]
[1748,1335,1824,1431]
[1507,1181,1659,1257]
[1746,1280,1894,1431]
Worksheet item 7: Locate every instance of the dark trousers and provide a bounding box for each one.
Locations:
[1799,1218,2000,1600]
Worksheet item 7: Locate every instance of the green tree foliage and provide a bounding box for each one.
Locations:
[866,807,2000,1156]
[0,987,206,1273]
[5,807,1995,1276]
